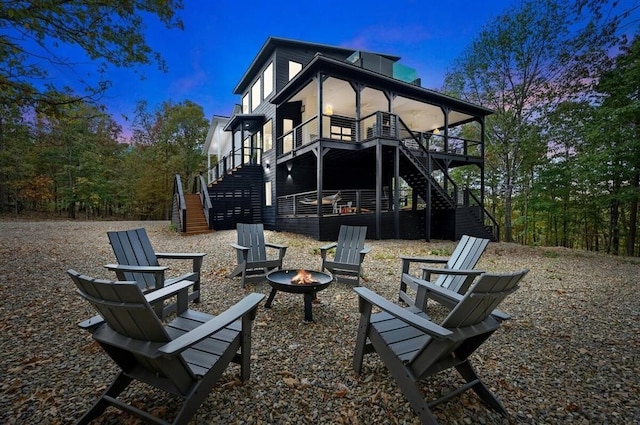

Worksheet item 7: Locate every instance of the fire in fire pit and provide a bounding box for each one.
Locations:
[290,269,318,285]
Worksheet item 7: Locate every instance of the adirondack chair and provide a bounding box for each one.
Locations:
[229,223,288,287]
[353,269,528,424]
[320,225,371,285]
[105,227,206,317]
[68,269,265,425]
[399,235,489,308]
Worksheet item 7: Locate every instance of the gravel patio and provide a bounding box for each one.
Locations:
[1,220,638,424]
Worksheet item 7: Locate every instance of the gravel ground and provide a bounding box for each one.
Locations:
[0,220,639,425]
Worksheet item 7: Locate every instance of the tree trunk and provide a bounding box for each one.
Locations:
[627,168,639,256]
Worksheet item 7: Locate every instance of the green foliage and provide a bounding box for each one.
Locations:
[0,0,184,108]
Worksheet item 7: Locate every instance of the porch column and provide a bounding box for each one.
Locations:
[394,144,400,238]
[375,140,382,239]
[317,144,323,217]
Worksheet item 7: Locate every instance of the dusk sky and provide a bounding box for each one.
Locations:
[44,0,635,135]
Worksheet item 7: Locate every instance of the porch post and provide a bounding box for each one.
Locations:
[394,144,400,238]
[317,144,323,217]
[376,140,382,239]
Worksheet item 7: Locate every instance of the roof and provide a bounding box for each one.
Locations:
[271,54,494,117]
[233,36,401,94]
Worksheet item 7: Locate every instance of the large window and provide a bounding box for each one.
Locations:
[263,120,273,151]
[242,94,249,114]
[251,79,261,112]
[265,181,272,206]
[263,62,273,98]
[288,61,302,81]
[283,118,293,153]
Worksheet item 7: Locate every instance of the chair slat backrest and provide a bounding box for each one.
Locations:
[237,223,267,263]
[442,269,527,328]
[108,228,159,289]
[68,270,195,390]
[334,225,367,265]
[437,235,489,292]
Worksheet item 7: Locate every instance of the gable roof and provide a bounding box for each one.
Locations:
[233,36,401,94]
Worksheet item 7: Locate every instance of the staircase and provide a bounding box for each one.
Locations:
[183,193,211,235]
[398,141,498,241]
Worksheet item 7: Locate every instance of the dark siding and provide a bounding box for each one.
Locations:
[208,165,264,230]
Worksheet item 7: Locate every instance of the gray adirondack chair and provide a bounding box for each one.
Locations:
[399,235,489,308]
[229,223,288,287]
[68,269,264,425]
[105,227,206,317]
[320,225,371,285]
[353,269,528,425]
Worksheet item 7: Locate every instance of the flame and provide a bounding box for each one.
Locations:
[291,269,316,285]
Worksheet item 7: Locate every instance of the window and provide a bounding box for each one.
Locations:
[251,79,261,111]
[282,119,293,153]
[263,62,273,98]
[263,120,273,151]
[265,181,272,206]
[242,94,249,114]
[243,136,251,164]
[288,61,302,81]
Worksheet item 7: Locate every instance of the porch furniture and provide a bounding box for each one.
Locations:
[353,269,528,424]
[105,227,205,317]
[320,225,371,285]
[265,269,333,322]
[68,269,265,425]
[229,223,288,287]
[399,235,489,308]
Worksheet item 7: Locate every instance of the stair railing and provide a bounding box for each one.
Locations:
[172,174,187,233]
[204,145,263,185]
[193,173,213,228]
[465,188,500,240]
[396,116,457,208]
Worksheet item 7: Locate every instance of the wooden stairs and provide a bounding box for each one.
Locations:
[183,193,211,235]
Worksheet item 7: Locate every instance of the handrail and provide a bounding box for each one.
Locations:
[466,189,500,241]
[203,146,264,185]
[193,174,212,228]
[396,116,457,208]
[172,174,187,233]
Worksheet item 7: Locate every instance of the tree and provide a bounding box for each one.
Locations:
[0,0,184,213]
[0,0,184,107]
[444,0,631,242]
[588,35,640,255]
[129,100,208,219]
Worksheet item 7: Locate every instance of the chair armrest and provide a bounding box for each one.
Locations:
[265,243,288,259]
[400,256,448,274]
[420,267,484,292]
[354,287,452,340]
[399,256,449,264]
[155,252,206,260]
[360,245,372,255]
[158,293,265,356]
[144,280,193,304]
[104,263,168,273]
[230,243,250,253]
[320,242,337,251]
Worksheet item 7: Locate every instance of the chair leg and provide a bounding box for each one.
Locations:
[352,316,370,374]
[368,330,440,425]
[455,360,507,415]
[76,372,133,424]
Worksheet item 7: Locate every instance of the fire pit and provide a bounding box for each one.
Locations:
[265,269,333,321]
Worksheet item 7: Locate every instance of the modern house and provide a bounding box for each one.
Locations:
[179,36,498,241]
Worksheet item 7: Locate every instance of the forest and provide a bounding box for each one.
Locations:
[1,0,639,256]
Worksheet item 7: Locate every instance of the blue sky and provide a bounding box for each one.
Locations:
[55,0,517,133]
[44,0,636,135]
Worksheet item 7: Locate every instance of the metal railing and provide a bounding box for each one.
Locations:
[205,145,263,184]
[172,174,187,233]
[193,174,212,228]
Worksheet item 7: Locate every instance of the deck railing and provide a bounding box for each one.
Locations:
[205,145,263,184]
[277,189,398,217]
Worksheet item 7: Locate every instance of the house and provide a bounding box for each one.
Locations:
[193,36,497,241]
